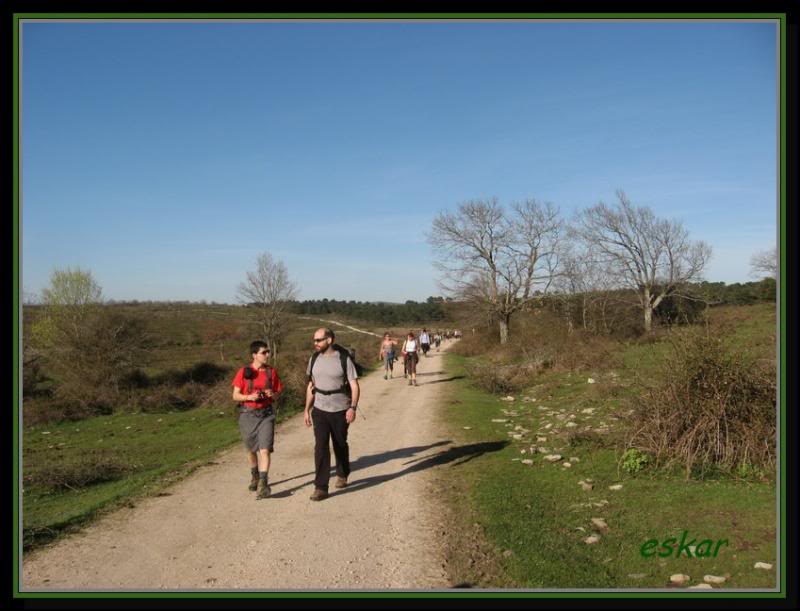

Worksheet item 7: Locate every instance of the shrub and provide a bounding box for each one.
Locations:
[139,382,202,413]
[620,448,651,474]
[625,327,776,479]
[466,361,537,395]
[24,449,134,491]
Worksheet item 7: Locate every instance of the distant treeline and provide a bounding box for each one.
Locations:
[289,297,450,325]
[694,278,776,305]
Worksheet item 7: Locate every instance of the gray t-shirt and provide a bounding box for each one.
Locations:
[307,351,359,412]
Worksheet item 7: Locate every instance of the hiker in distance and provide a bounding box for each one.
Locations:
[402,330,419,387]
[378,332,398,380]
[419,328,431,357]
[304,328,360,501]
[231,340,284,500]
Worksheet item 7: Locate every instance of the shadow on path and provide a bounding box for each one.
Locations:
[333,440,509,499]
[269,440,453,498]
[417,375,465,386]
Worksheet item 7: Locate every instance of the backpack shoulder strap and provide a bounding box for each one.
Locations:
[244,366,254,393]
[339,347,350,385]
[264,365,272,391]
[308,352,321,384]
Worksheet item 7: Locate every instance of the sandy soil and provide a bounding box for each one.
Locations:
[22,345,460,591]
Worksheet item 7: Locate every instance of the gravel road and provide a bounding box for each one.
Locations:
[22,346,460,591]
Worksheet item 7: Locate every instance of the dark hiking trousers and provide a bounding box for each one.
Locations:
[311,408,350,491]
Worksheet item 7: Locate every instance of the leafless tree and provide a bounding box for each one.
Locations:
[237,252,298,360]
[573,190,712,333]
[429,198,562,344]
[555,245,619,334]
[749,246,777,279]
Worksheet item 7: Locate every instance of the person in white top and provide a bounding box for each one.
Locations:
[402,331,419,386]
[419,328,431,357]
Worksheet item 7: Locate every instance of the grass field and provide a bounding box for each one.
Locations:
[20,306,428,551]
[438,303,778,589]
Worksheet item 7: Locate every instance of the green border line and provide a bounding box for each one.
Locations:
[11,12,789,19]
[778,8,787,600]
[13,12,787,600]
[13,11,21,601]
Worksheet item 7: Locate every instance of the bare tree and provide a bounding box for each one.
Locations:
[573,191,712,333]
[237,252,298,360]
[554,245,620,334]
[429,198,562,344]
[749,246,777,279]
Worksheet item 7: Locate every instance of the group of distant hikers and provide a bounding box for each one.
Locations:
[378,328,457,385]
[231,326,458,502]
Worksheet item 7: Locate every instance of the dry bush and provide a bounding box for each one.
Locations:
[23,397,99,426]
[508,308,621,373]
[450,329,496,357]
[24,449,134,491]
[139,382,202,413]
[465,361,538,395]
[625,328,776,478]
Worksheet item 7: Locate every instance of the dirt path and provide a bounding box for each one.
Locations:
[22,345,461,591]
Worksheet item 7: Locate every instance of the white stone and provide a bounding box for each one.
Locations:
[565,422,577,428]
[562,462,572,468]
[584,534,601,544]
[581,408,596,414]
[754,562,773,570]
[703,575,727,584]
[688,583,713,589]
[462,426,472,430]
[590,518,609,532]
[608,484,623,491]
[491,419,508,423]
[521,459,534,465]
[570,457,580,462]
[537,437,547,442]
[670,574,690,586]
[543,454,562,462]
[587,378,596,384]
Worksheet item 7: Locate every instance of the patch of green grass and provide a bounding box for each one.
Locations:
[441,352,777,589]
[22,407,247,551]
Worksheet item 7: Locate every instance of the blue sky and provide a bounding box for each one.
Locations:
[21,19,778,303]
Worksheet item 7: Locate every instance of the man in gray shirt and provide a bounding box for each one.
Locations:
[304,328,360,501]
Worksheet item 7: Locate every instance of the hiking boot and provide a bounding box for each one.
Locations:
[412,379,417,386]
[248,472,259,492]
[408,379,413,386]
[310,488,329,501]
[334,476,348,489]
[256,479,271,499]
[384,374,388,380]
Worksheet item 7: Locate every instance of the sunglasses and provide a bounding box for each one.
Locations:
[313,337,328,343]
[257,350,270,355]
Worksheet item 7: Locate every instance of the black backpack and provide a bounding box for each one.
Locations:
[307,344,362,398]
[240,365,272,404]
